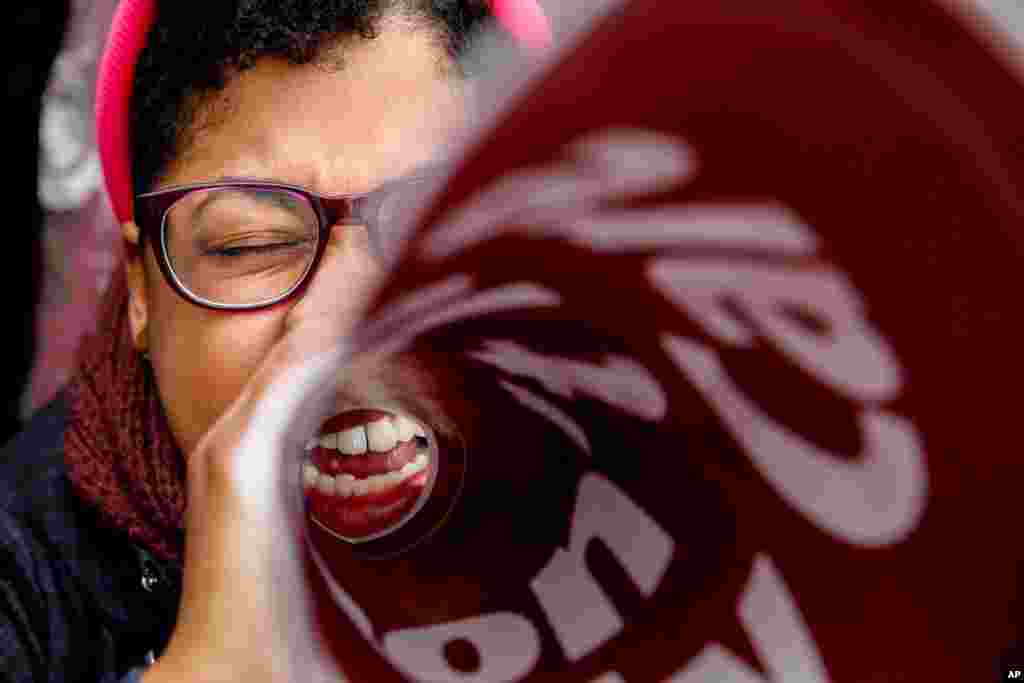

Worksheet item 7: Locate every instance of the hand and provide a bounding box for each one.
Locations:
[144,223,383,683]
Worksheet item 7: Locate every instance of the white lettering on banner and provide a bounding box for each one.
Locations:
[669,645,765,683]
[661,335,927,547]
[530,473,674,662]
[669,554,828,682]
[360,273,473,337]
[648,262,903,403]
[552,203,818,254]
[941,0,1024,87]
[363,280,563,356]
[470,340,667,422]
[568,128,698,197]
[423,129,697,261]
[383,613,541,683]
[379,473,674,679]
[498,380,593,455]
[590,673,626,683]
[345,127,927,679]
[378,524,831,682]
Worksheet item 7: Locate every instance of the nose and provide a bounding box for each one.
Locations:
[321,192,389,264]
[284,220,385,338]
[328,220,385,297]
[322,219,386,274]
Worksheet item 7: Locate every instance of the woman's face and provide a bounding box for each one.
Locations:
[125,19,466,459]
[121,15,634,660]
[124,17,571,648]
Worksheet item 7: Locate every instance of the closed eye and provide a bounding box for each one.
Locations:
[207,242,301,257]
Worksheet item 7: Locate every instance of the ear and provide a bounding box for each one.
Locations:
[122,221,149,354]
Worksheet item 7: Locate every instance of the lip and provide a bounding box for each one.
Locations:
[319,407,395,433]
[307,471,429,540]
[304,408,435,542]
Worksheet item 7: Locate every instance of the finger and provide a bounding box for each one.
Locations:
[181,345,349,665]
[188,223,382,590]
[232,344,348,510]
[248,223,385,490]
[212,221,384,499]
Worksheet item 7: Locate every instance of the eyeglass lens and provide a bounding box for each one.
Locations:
[163,187,320,306]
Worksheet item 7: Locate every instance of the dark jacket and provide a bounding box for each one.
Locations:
[0,393,180,682]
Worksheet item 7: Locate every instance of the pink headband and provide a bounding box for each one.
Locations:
[96,0,552,223]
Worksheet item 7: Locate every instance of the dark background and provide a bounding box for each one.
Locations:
[2,2,71,446]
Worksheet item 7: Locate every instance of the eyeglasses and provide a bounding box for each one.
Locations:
[134,175,435,310]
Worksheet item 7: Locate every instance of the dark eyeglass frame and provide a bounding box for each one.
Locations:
[134,177,417,311]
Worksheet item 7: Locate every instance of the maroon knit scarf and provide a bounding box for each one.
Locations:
[64,259,187,565]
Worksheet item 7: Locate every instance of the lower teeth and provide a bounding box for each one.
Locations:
[303,453,428,498]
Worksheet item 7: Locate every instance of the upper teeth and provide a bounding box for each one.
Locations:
[338,425,368,455]
[316,415,425,455]
[366,418,397,452]
[393,415,417,442]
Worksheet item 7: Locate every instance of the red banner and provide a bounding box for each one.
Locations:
[306,1,1024,680]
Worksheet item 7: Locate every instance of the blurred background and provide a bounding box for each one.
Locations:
[2,1,71,446]
[3,0,121,447]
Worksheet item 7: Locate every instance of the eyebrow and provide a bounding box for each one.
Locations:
[190,185,301,226]
[209,159,454,197]
[183,159,453,237]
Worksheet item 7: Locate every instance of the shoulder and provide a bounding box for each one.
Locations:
[0,391,112,602]
[0,390,140,586]
[0,393,72,575]
[0,392,67,516]
[0,393,175,681]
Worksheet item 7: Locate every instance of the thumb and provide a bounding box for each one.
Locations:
[223,221,383,514]
[205,222,385,523]
[230,343,348,511]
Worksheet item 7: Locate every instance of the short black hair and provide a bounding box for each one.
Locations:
[131,0,494,199]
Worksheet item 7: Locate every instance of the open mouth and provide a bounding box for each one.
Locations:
[303,408,435,543]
